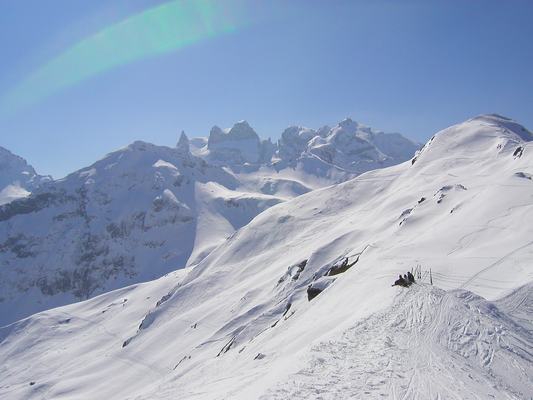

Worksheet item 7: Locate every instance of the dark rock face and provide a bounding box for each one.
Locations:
[513,146,523,158]
[0,234,39,258]
[0,193,165,299]
[328,257,356,276]
[307,286,322,301]
[0,191,72,222]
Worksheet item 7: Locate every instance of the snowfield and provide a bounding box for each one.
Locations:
[265,284,532,399]
[0,118,417,325]
[0,114,532,399]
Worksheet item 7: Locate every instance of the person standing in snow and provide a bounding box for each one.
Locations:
[407,271,415,284]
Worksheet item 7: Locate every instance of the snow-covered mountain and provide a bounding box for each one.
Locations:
[0,146,51,205]
[0,141,283,324]
[197,121,274,165]
[273,118,418,174]
[0,119,417,325]
[191,118,419,179]
[1,114,531,399]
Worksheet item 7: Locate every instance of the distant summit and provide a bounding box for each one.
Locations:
[176,130,190,152]
[206,121,264,164]
[191,118,420,177]
[274,117,417,173]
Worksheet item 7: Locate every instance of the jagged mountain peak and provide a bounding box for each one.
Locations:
[192,118,418,173]
[281,125,316,138]
[228,120,258,138]
[274,118,419,174]
[208,124,224,137]
[177,130,190,152]
[206,121,262,164]
[208,120,260,144]
[337,117,358,130]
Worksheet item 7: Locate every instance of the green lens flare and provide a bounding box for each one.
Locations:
[1,0,243,116]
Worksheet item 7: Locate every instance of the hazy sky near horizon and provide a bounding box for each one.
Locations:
[1,0,532,178]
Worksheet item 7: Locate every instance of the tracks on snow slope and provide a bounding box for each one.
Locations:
[264,283,533,400]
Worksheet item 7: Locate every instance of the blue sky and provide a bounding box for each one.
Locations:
[1,0,532,178]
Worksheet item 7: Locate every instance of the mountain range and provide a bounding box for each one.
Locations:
[0,114,531,399]
[0,119,419,325]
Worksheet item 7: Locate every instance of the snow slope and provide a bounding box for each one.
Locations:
[265,284,533,399]
[0,119,417,325]
[0,146,51,205]
[0,142,282,325]
[0,114,532,399]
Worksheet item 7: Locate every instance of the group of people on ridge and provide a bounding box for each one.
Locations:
[392,271,415,287]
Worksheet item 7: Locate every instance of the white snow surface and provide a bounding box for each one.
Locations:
[0,141,282,325]
[0,118,417,325]
[0,114,532,399]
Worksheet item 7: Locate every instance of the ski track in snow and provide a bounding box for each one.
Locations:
[459,239,533,290]
[263,284,533,400]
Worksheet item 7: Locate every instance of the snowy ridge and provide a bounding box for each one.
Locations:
[192,118,419,178]
[0,141,282,325]
[265,284,533,399]
[0,118,417,325]
[0,114,531,399]
[277,117,417,174]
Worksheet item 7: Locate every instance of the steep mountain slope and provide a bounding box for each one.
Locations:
[1,114,531,399]
[0,146,51,205]
[0,118,417,325]
[0,142,282,325]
